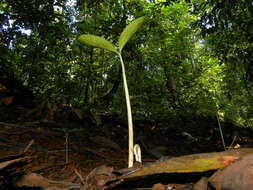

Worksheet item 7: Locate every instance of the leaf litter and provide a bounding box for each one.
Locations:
[1,105,253,189]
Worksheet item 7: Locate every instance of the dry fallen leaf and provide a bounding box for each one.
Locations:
[82,165,115,190]
[4,96,13,105]
[120,148,253,179]
[209,153,253,190]
[15,173,50,188]
[193,177,208,190]
[152,183,166,190]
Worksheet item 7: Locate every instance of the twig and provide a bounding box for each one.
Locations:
[217,114,226,150]
[74,169,85,185]
[31,163,69,173]
[228,135,237,150]
[65,133,69,164]
[81,146,126,161]
[23,140,34,153]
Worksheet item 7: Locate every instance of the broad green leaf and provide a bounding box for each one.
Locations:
[78,34,118,54]
[118,16,146,52]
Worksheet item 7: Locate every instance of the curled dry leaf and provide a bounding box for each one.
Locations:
[83,165,115,190]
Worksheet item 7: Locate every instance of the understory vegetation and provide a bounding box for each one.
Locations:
[0,0,252,129]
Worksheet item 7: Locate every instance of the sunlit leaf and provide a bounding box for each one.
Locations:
[120,148,253,179]
[78,34,118,53]
[118,16,146,52]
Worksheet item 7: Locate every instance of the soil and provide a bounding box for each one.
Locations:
[0,104,252,189]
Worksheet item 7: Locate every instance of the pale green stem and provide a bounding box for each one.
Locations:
[119,53,134,168]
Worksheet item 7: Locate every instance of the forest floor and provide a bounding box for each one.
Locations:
[0,104,253,189]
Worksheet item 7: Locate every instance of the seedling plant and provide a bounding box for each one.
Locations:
[78,16,146,168]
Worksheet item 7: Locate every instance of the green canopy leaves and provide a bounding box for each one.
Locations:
[1,0,252,129]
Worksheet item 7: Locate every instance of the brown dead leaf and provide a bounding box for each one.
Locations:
[152,183,166,190]
[82,165,115,190]
[15,172,79,189]
[193,177,208,190]
[23,121,40,127]
[91,136,121,150]
[15,173,50,188]
[220,155,238,166]
[209,153,253,190]
[4,96,13,105]
[0,156,28,170]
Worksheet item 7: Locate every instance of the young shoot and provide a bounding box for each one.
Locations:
[78,16,146,168]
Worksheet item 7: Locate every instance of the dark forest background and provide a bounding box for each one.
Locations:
[1,0,252,129]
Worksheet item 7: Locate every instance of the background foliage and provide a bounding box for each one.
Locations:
[0,0,252,128]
